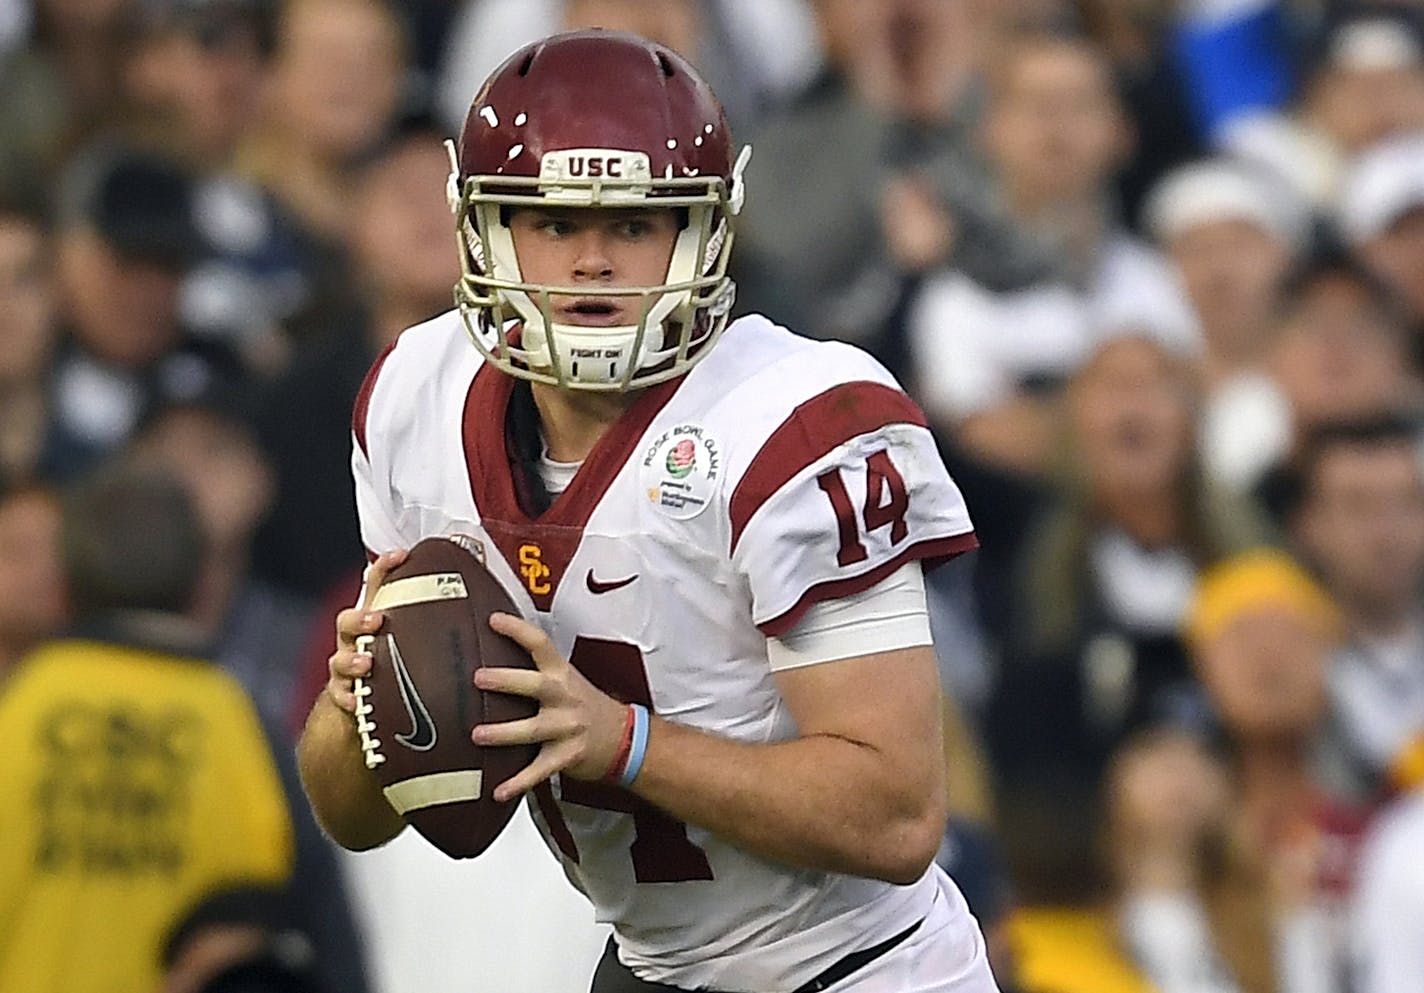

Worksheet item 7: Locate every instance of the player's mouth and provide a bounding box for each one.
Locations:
[558,297,632,326]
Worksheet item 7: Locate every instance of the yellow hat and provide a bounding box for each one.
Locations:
[1185,549,1342,650]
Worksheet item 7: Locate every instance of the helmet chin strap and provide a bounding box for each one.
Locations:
[542,320,649,387]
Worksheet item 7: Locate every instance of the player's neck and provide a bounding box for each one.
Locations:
[530,381,639,463]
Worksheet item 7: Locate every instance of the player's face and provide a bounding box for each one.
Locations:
[509,207,680,327]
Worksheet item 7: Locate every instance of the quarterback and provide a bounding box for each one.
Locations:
[298,30,999,993]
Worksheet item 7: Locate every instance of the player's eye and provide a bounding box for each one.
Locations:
[617,218,651,239]
[538,217,576,237]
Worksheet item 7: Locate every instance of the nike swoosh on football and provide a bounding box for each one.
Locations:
[585,570,638,594]
[388,633,438,751]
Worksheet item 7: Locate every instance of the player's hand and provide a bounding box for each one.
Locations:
[325,548,409,713]
[472,612,630,802]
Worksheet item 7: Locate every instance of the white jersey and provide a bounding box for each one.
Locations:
[352,311,980,991]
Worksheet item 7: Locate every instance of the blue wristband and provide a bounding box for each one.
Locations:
[619,704,650,787]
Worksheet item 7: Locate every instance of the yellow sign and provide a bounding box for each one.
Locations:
[518,543,551,595]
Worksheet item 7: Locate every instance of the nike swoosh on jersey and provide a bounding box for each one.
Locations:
[585,570,639,594]
[388,633,438,751]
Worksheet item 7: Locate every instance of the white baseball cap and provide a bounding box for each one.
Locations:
[1145,158,1311,248]
[1338,131,1424,244]
[1323,13,1424,74]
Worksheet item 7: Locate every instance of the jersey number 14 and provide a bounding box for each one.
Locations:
[815,449,910,566]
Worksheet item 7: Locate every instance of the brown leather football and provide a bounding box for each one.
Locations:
[352,536,537,858]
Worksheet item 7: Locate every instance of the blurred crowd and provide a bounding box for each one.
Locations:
[2,0,1424,992]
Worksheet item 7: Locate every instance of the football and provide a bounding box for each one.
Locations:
[352,536,538,858]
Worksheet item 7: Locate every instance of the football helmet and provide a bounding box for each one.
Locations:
[447,30,751,391]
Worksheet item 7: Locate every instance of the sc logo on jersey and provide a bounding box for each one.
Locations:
[518,543,551,595]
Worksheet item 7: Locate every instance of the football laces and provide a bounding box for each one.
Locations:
[353,634,385,770]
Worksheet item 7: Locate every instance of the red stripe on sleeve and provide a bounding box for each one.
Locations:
[757,531,979,638]
[351,342,398,458]
[728,381,928,553]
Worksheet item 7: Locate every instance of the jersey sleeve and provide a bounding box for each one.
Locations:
[728,379,977,638]
[351,342,405,559]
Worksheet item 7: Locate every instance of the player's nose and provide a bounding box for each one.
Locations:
[571,231,615,281]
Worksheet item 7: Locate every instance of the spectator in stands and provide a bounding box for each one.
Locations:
[1010,331,1263,670]
[0,464,294,993]
[120,0,343,378]
[253,122,460,599]
[125,0,276,171]
[1297,8,1424,202]
[1044,553,1358,993]
[1071,0,1208,226]
[910,31,1199,476]
[0,0,141,206]
[45,143,243,480]
[1106,727,1238,993]
[1008,724,1236,993]
[1178,549,1365,993]
[979,34,1151,296]
[0,479,65,681]
[1351,784,1424,993]
[0,200,58,481]
[236,0,407,246]
[1337,131,1424,351]
[1260,244,1422,494]
[986,333,1267,901]
[1283,416,1424,798]
[124,395,311,723]
[1143,155,1303,376]
[735,0,1042,372]
[997,729,1211,993]
[1198,5,1424,210]
[1143,157,1310,492]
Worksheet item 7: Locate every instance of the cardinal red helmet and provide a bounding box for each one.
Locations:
[446,30,750,391]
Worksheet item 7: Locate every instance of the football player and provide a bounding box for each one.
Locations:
[299,30,998,993]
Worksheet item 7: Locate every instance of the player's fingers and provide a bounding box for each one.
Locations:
[335,607,362,640]
[335,606,384,648]
[472,666,545,699]
[488,612,559,667]
[327,682,359,713]
[471,713,546,747]
[326,636,374,716]
[325,650,369,713]
[358,548,410,609]
[494,741,579,803]
[329,646,373,681]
